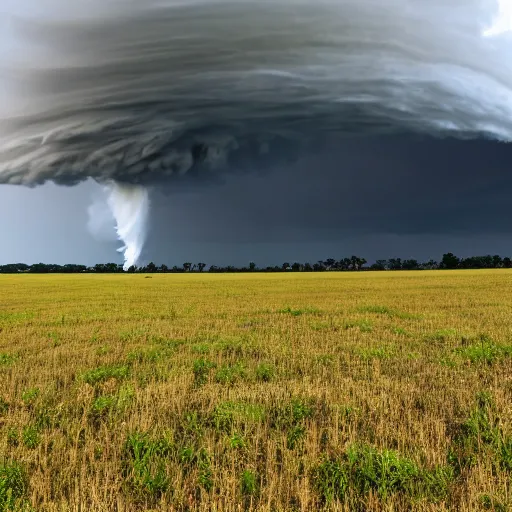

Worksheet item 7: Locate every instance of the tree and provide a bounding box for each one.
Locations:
[183,262,192,272]
[197,263,206,273]
[388,258,403,271]
[371,260,388,271]
[282,262,291,271]
[249,262,256,271]
[350,256,366,271]
[441,253,459,270]
[402,259,420,270]
[422,259,439,270]
[146,262,157,273]
[338,258,351,271]
[492,255,503,268]
[324,258,336,270]
[291,262,302,272]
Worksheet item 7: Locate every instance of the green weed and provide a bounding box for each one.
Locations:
[214,363,246,385]
[355,346,394,361]
[0,354,18,367]
[21,388,39,406]
[449,393,512,472]
[344,320,373,333]
[193,359,216,387]
[22,426,40,450]
[455,335,512,365]
[240,470,259,497]
[254,363,275,382]
[80,365,129,385]
[0,461,28,511]
[91,385,134,419]
[123,432,172,501]
[313,444,453,504]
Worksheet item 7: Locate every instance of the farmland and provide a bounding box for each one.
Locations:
[0,271,511,511]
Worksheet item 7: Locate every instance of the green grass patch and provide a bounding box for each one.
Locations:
[344,320,373,333]
[0,461,28,511]
[214,363,247,385]
[22,426,40,450]
[254,363,275,382]
[210,401,265,433]
[123,432,172,501]
[192,358,216,387]
[354,346,395,361]
[80,365,129,385]
[21,388,39,406]
[269,397,316,430]
[240,470,259,497]
[91,385,135,419]
[454,335,512,365]
[0,354,18,368]
[126,348,164,364]
[424,329,458,344]
[449,392,512,472]
[313,444,453,504]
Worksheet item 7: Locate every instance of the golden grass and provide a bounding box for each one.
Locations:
[0,270,511,511]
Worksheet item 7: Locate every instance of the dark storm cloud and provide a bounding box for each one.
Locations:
[147,135,512,250]
[1,0,512,187]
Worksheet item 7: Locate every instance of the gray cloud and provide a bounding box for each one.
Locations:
[1,0,512,187]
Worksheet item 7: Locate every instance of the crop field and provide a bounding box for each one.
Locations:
[0,271,511,511]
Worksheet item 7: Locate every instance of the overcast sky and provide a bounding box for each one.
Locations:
[2,1,512,267]
[1,134,512,267]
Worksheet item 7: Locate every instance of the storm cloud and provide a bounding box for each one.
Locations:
[1,0,512,265]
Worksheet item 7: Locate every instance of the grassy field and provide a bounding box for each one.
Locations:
[0,271,511,511]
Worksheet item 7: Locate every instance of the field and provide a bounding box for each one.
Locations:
[0,271,511,511]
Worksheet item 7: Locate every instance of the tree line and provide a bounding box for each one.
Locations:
[1,253,511,274]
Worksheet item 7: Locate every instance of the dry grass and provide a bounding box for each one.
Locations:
[0,270,511,511]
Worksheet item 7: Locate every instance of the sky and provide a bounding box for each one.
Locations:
[1,0,512,267]
[1,134,512,267]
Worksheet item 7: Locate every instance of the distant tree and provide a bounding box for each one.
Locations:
[291,262,302,272]
[371,260,388,271]
[127,265,137,273]
[338,258,352,271]
[388,258,403,271]
[422,259,439,270]
[145,262,157,273]
[29,263,50,273]
[402,259,420,270]
[197,263,206,273]
[503,257,512,268]
[249,262,256,271]
[349,256,366,271]
[303,262,313,272]
[441,253,460,270]
[493,255,503,268]
[183,262,192,272]
[282,262,291,271]
[158,264,169,273]
[324,258,336,270]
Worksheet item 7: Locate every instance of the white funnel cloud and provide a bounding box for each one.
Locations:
[106,182,149,270]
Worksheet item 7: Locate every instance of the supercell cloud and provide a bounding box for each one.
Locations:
[1,0,512,266]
